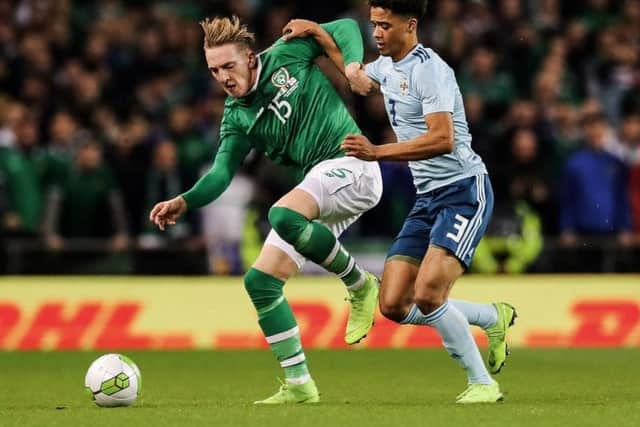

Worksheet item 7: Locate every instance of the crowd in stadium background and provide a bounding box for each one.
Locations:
[0,0,639,274]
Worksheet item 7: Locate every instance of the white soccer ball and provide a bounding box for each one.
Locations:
[85,353,141,407]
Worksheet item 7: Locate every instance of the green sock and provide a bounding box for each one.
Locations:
[244,268,310,383]
[269,207,366,289]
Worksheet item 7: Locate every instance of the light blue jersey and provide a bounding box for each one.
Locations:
[366,44,487,194]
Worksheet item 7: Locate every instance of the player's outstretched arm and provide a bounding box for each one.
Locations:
[341,112,454,161]
[315,19,378,95]
[282,18,378,96]
[149,135,250,231]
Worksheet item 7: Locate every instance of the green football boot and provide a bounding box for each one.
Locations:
[254,379,319,405]
[344,272,379,345]
[486,302,518,374]
[456,381,504,404]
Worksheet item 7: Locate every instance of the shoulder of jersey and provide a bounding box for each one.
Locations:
[264,38,300,59]
[411,48,443,75]
[410,49,450,80]
[410,46,432,64]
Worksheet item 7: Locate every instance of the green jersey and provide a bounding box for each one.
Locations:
[182,19,363,209]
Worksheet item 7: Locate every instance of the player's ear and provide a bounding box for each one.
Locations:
[247,50,257,69]
[407,18,417,33]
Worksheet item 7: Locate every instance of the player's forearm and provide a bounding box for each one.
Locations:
[181,167,232,210]
[347,65,380,96]
[375,133,454,161]
[320,19,364,67]
[180,151,238,210]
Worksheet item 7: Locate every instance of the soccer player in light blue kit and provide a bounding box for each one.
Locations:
[339,0,517,403]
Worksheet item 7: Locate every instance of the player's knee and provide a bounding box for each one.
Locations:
[243,268,262,297]
[413,279,447,315]
[378,299,409,323]
[268,206,309,244]
[243,267,283,309]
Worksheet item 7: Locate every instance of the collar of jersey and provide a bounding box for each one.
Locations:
[393,43,424,67]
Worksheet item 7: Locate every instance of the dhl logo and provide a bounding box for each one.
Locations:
[1,300,639,350]
[0,302,193,350]
[527,301,640,347]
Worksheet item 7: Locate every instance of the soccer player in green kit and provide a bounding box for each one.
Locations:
[149,16,382,404]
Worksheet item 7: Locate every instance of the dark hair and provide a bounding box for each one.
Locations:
[368,0,427,19]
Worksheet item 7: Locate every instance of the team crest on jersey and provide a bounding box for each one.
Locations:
[271,67,290,88]
[400,77,409,96]
[271,67,299,96]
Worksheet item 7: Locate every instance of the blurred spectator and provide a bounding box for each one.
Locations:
[617,114,640,234]
[559,113,632,244]
[461,0,494,42]
[533,0,562,34]
[41,111,78,188]
[464,94,494,168]
[471,200,543,274]
[581,0,618,33]
[459,45,516,120]
[503,23,541,99]
[547,103,582,179]
[591,26,638,125]
[168,104,214,187]
[0,103,42,234]
[496,0,525,41]
[201,172,255,275]
[426,0,466,68]
[43,136,129,250]
[139,139,195,248]
[106,114,151,236]
[502,129,552,220]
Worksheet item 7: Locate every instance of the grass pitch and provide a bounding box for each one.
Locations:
[1,349,639,427]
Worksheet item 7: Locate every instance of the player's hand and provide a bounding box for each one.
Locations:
[341,134,379,161]
[282,19,320,41]
[149,196,187,231]
[345,63,376,96]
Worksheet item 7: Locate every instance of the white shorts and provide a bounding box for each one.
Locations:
[265,156,383,269]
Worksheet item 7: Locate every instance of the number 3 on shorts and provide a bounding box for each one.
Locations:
[446,214,469,243]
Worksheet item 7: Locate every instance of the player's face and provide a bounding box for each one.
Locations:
[205,43,257,98]
[370,7,416,59]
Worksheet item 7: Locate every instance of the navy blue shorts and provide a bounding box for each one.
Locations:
[387,175,494,268]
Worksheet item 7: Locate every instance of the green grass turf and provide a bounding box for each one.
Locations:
[1,349,639,427]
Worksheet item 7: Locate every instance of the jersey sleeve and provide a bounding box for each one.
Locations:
[180,119,251,210]
[271,37,322,63]
[319,19,363,66]
[415,61,456,115]
[274,19,363,66]
[365,57,383,84]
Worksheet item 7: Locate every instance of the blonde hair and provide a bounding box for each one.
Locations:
[199,15,255,49]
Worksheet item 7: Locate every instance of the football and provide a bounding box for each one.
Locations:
[84,354,141,407]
